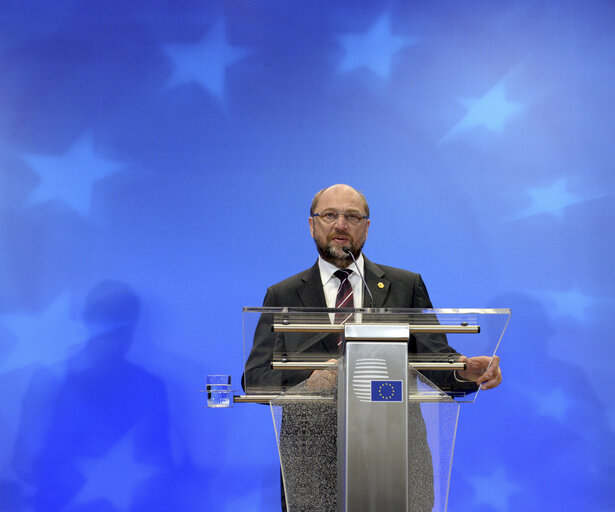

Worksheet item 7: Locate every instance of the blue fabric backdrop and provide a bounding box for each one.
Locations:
[1,1,614,510]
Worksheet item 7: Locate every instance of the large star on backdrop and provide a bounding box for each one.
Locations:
[519,178,586,219]
[523,287,595,322]
[23,134,123,217]
[531,387,573,421]
[337,14,417,80]
[545,288,595,322]
[164,18,251,101]
[443,79,524,141]
[0,293,87,375]
[469,467,520,511]
[72,429,156,510]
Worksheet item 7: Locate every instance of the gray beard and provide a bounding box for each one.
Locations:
[314,239,364,268]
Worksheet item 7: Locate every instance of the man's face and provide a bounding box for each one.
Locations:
[308,185,370,268]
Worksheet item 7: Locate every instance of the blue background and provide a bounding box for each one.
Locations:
[1,1,614,511]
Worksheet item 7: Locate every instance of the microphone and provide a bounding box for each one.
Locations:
[343,248,374,307]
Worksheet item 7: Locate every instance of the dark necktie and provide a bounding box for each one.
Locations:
[334,269,354,348]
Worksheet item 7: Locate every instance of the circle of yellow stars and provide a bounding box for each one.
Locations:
[377,382,397,400]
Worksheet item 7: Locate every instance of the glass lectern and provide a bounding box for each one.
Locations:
[230,307,510,512]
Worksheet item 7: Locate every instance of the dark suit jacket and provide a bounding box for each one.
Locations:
[244,257,478,395]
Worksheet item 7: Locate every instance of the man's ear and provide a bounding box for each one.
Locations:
[308,216,314,238]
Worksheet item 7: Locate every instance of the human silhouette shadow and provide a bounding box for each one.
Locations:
[11,281,173,512]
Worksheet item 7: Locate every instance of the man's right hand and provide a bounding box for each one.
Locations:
[305,359,338,391]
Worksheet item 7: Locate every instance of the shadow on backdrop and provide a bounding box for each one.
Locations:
[8,281,174,512]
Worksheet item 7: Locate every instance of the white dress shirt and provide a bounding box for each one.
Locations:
[317,254,365,309]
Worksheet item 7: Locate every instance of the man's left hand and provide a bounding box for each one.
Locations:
[457,355,502,390]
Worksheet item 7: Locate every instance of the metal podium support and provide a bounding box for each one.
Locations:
[338,324,412,511]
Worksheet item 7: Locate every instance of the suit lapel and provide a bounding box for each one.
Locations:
[297,262,327,307]
[296,261,337,355]
[293,258,391,354]
[363,257,390,308]
[297,258,390,308]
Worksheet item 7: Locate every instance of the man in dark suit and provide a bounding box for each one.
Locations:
[243,184,502,511]
[244,184,502,393]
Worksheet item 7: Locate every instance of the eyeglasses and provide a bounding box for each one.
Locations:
[312,210,368,225]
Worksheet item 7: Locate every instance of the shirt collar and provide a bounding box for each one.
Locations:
[317,253,365,285]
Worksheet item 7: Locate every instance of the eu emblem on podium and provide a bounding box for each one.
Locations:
[370,380,403,402]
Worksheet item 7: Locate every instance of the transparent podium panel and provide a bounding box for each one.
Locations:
[270,382,337,512]
[243,308,510,402]
[242,308,509,512]
[269,368,460,512]
[413,370,460,512]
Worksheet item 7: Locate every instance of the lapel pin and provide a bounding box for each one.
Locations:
[377,282,384,288]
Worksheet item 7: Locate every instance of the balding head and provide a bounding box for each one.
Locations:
[310,184,370,219]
